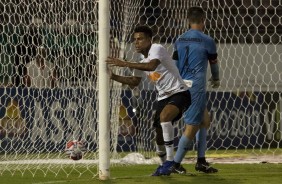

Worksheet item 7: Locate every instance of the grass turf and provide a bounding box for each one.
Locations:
[0,163,281,184]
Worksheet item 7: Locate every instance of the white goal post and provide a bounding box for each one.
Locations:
[98,0,110,180]
[0,0,281,179]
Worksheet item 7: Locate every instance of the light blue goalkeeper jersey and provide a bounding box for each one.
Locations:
[173,29,217,93]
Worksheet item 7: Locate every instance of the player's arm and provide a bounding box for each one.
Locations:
[209,57,219,80]
[208,56,220,88]
[207,38,220,88]
[111,73,141,87]
[107,68,141,87]
[106,57,160,71]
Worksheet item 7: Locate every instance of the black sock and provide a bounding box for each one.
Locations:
[174,162,180,168]
[197,157,206,163]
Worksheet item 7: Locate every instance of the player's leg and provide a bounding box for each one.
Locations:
[159,91,202,175]
[155,126,166,163]
[151,126,167,176]
[151,103,166,176]
[159,91,191,162]
[160,124,199,175]
[195,108,218,173]
[152,110,178,177]
[159,104,178,162]
[196,108,209,163]
[151,91,191,176]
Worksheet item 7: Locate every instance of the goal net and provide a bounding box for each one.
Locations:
[0,0,281,177]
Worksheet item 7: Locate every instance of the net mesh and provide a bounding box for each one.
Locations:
[0,0,282,177]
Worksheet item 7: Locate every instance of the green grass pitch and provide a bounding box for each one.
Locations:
[0,163,281,184]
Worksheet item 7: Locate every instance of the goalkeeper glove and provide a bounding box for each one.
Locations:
[209,78,220,88]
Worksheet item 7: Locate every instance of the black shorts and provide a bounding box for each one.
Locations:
[153,90,191,128]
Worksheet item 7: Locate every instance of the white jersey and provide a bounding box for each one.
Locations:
[134,43,188,100]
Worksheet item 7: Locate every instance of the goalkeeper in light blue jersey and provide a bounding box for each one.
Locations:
[159,6,220,175]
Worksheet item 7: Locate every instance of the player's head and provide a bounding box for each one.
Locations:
[133,25,153,55]
[188,7,205,29]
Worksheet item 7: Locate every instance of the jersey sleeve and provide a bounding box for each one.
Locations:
[207,38,217,60]
[148,44,163,61]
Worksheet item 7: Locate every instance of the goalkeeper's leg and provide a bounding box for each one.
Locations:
[195,109,218,173]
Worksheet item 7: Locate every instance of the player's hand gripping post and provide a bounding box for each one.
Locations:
[105,57,128,67]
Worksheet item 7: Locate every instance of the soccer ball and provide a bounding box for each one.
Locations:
[65,140,86,160]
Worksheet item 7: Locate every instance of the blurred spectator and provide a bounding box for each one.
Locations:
[24,47,57,88]
[0,98,26,138]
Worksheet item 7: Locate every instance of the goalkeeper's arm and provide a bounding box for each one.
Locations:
[209,59,220,88]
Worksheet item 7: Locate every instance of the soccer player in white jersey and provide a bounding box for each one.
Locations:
[106,25,191,176]
[159,7,220,175]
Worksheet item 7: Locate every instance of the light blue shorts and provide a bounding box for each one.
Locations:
[183,91,206,125]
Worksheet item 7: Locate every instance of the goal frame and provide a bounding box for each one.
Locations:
[98,0,110,180]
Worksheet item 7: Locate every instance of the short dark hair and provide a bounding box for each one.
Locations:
[188,7,205,24]
[134,25,153,38]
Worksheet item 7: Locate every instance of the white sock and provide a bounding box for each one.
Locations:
[161,122,174,161]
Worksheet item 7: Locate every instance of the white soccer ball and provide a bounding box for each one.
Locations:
[65,140,86,160]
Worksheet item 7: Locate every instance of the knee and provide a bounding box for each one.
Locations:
[159,112,169,122]
[183,125,199,140]
[201,110,211,129]
[159,105,179,122]
[160,111,176,122]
